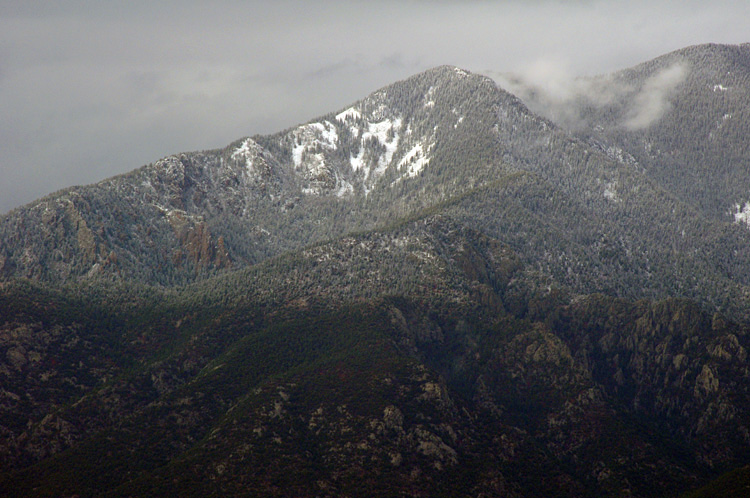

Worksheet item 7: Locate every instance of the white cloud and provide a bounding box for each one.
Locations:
[496,59,689,131]
[624,62,689,130]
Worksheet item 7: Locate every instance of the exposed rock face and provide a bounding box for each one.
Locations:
[166,211,231,269]
[694,364,720,400]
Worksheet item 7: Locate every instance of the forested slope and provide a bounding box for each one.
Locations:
[2,43,750,497]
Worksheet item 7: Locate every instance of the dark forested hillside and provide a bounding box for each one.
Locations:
[2,44,750,497]
[2,217,749,497]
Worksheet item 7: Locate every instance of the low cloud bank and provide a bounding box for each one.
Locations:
[623,63,688,130]
[495,60,689,131]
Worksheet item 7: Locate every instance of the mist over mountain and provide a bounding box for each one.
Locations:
[2,43,750,497]
[500,43,750,220]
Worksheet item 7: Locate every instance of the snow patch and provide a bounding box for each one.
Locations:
[292,143,304,168]
[710,114,733,140]
[369,118,402,173]
[350,147,365,173]
[603,181,620,202]
[424,86,436,108]
[348,117,402,184]
[290,121,341,195]
[371,102,389,121]
[336,107,362,138]
[232,138,262,174]
[310,122,338,147]
[336,107,362,122]
[453,67,468,77]
[292,121,338,169]
[336,179,354,198]
[733,202,750,226]
[606,146,626,163]
[398,143,431,178]
[301,153,327,181]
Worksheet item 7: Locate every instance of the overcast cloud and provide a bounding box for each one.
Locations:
[1,0,748,213]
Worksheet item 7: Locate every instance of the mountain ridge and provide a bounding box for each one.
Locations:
[0,64,508,282]
[3,43,750,497]
[5,46,750,315]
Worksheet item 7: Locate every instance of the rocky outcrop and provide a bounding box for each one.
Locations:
[166,210,231,270]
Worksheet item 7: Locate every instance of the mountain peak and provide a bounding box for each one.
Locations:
[414,64,498,88]
[628,42,750,77]
[6,44,750,498]
[423,64,473,78]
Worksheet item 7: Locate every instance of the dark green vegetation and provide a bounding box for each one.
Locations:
[682,465,750,498]
[2,43,750,497]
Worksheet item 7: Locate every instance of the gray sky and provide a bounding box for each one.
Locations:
[1,0,748,214]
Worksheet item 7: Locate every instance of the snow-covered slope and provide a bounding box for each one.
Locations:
[3,48,750,320]
[0,66,496,283]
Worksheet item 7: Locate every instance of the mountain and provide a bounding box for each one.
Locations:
[0,66,511,285]
[5,54,750,319]
[585,43,750,224]
[2,43,750,497]
[505,43,750,223]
